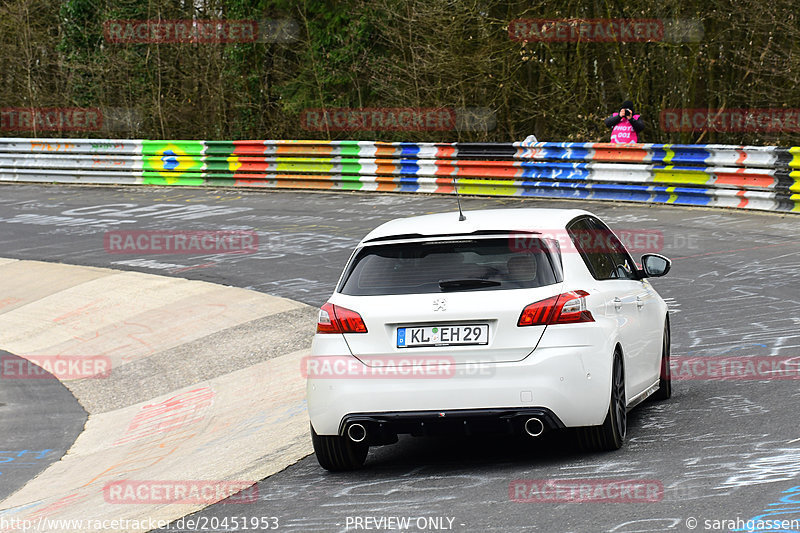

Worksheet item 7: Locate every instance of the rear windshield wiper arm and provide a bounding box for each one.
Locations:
[438,278,501,291]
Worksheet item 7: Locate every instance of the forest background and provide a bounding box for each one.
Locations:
[1,0,798,144]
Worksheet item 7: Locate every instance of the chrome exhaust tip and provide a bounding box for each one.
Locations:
[524,417,545,437]
[347,423,367,443]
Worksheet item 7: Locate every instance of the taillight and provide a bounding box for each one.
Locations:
[517,295,560,326]
[555,290,594,323]
[316,303,339,333]
[317,302,368,333]
[518,290,594,326]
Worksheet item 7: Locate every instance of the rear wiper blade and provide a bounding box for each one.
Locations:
[438,278,501,291]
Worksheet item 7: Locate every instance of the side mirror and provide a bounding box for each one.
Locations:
[641,254,671,278]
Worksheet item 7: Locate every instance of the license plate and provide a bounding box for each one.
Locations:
[397,324,489,348]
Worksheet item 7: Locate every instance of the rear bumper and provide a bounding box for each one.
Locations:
[307,327,617,435]
[340,407,564,444]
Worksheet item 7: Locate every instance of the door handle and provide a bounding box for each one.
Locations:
[613,297,622,311]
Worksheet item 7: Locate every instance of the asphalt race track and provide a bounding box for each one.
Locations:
[1,184,799,533]
[0,350,86,501]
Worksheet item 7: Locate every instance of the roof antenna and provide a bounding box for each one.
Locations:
[453,177,466,221]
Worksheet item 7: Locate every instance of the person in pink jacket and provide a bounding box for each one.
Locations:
[604,100,645,143]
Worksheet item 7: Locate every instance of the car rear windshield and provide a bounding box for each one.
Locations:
[338,237,563,296]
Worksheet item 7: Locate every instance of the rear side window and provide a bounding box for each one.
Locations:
[567,217,636,280]
[339,237,562,296]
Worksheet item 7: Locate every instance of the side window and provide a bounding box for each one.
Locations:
[567,218,617,280]
[589,218,638,280]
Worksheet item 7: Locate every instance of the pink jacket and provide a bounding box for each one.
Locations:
[610,113,640,144]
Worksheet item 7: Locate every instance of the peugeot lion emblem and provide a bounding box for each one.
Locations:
[433,297,447,312]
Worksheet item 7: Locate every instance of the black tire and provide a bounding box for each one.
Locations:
[577,352,626,452]
[651,318,672,401]
[311,424,368,471]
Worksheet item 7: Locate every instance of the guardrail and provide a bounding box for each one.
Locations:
[1,138,798,212]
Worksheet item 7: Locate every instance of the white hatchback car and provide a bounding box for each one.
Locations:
[307,208,672,470]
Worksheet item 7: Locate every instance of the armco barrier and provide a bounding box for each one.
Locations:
[1,138,798,212]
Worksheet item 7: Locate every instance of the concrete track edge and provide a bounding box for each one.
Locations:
[0,258,314,532]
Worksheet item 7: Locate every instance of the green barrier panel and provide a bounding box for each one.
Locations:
[141,172,206,186]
